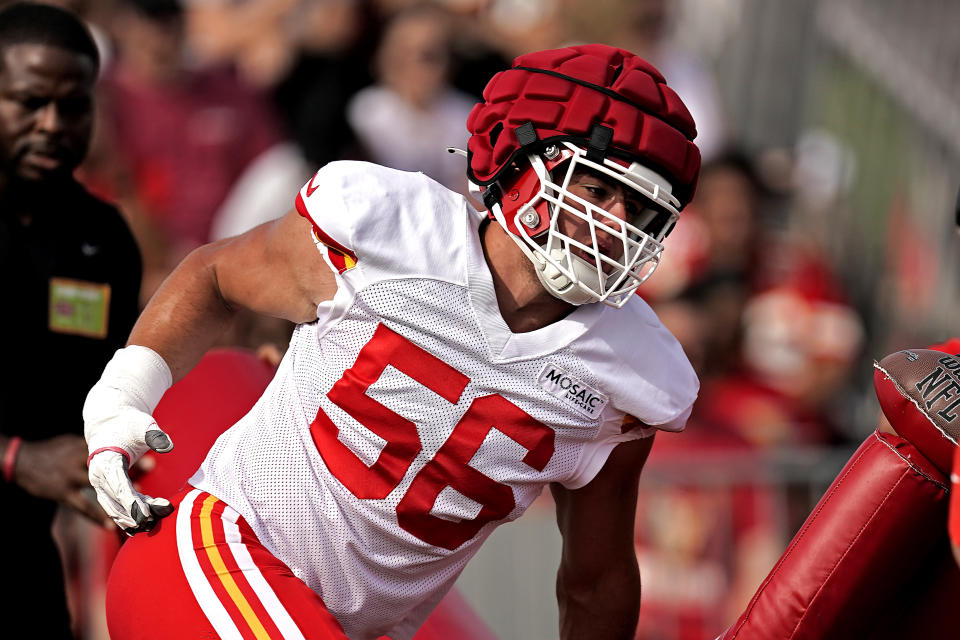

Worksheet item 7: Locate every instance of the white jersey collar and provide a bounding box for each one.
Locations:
[465,212,606,363]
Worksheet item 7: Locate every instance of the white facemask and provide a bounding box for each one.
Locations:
[490,142,681,307]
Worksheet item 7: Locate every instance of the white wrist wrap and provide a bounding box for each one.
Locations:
[101,345,172,413]
[84,345,173,460]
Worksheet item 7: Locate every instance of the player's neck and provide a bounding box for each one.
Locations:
[479,220,576,333]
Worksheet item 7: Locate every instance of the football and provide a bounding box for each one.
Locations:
[874,348,960,473]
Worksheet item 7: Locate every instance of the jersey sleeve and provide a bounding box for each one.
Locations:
[560,298,699,489]
[293,161,472,288]
[576,297,699,428]
[295,162,360,276]
[559,412,662,489]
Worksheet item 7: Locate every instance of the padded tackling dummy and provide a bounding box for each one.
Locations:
[128,349,498,640]
[718,348,959,639]
[866,344,960,640]
[953,433,960,547]
[933,337,960,548]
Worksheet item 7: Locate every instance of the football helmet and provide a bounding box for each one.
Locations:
[466,44,701,307]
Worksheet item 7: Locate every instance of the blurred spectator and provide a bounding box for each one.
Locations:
[692,152,764,281]
[725,247,865,445]
[368,0,512,99]
[177,0,375,168]
[184,0,299,88]
[657,148,863,448]
[562,0,727,160]
[654,272,751,381]
[635,145,865,640]
[208,142,311,241]
[635,296,862,640]
[634,432,784,640]
[472,0,564,60]
[444,20,510,100]
[271,0,374,169]
[647,150,769,380]
[95,0,285,300]
[645,151,767,296]
[0,4,141,637]
[346,3,475,193]
[621,0,727,160]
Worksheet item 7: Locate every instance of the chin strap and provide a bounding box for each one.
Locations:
[533,249,603,306]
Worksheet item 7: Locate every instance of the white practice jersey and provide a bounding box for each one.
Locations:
[190,161,699,640]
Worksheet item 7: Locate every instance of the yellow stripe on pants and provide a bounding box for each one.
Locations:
[200,494,272,640]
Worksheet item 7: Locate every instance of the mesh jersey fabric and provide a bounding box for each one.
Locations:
[190,161,698,639]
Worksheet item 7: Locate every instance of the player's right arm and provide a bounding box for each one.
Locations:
[129,207,336,380]
[84,208,337,532]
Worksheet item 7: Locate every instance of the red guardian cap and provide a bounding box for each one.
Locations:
[466,43,701,209]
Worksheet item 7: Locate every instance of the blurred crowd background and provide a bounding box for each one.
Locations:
[25,0,960,637]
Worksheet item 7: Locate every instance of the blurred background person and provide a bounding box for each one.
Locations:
[347,3,476,193]
[269,0,373,170]
[631,151,778,639]
[559,0,728,161]
[645,151,769,378]
[632,145,864,640]
[0,3,141,637]
[184,0,377,170]
[183,0,299,88]
[92,0,286,302]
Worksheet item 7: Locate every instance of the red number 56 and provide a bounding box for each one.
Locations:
[310,324,555,550]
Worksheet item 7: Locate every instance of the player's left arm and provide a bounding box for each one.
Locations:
[551,433,655,640]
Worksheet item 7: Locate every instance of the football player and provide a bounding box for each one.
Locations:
[84,44,701,639]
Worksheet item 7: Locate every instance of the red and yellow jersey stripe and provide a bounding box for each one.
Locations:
[295,192,358,274]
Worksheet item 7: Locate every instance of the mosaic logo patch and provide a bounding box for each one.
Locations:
[537,363,608,419]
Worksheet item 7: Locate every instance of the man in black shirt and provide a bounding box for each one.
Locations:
[0,3,141,636]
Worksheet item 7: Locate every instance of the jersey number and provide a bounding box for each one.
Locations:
[309,324,555,550]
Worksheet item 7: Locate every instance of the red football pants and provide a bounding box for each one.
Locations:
[107,487,348,640]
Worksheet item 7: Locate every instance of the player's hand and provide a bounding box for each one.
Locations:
[12,434,108,525]
[83,345,176,533]
[84,406,175,533]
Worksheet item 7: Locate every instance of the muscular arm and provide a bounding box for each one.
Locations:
[551,435,655,640]
[85,208,337,531]
[128,208,337,382]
